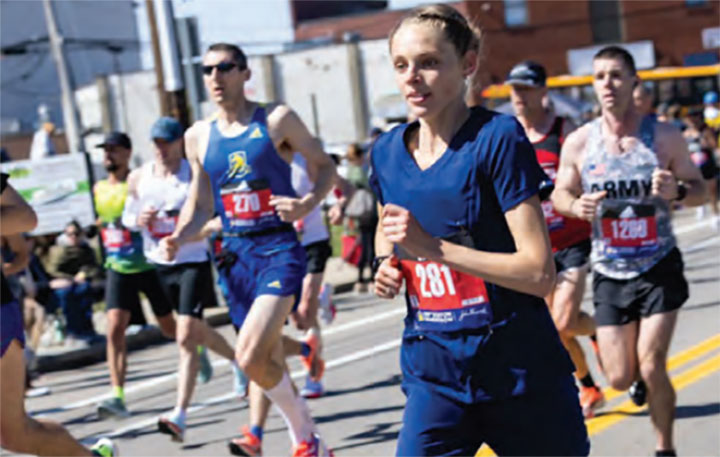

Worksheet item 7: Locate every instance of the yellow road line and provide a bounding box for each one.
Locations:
[586,353,720,436]
[601,334,720,402]
[476,335,720,457]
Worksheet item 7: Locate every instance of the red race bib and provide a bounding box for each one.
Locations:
[101,227,132,250]
[221,188,274,222]
[148,213,178,239]
[401,259,489,311]
[602,216,658,247]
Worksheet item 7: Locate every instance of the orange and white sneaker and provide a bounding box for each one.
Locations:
[580,385,605,419]
[300,331,325,382]
[292,433,334,457]
[228,425,262,456]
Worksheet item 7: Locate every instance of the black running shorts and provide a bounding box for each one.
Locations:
[105,269,174,318]
[554,239,591,274]
[304,239,332,275]
[154,261,217,319]
[592,248,689,326]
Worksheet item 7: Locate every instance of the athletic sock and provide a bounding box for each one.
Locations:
[113,385,125,402]
[300,342,311,357]
[263,371,314,446]
[171,406,187,424]
[579,373,596,388]
[655,450,676,457]
[250,425,264,441]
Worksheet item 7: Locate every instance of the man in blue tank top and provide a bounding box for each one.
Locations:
[160,43,336,457]
[552,46,707,457]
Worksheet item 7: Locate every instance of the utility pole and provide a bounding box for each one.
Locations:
[146,0,169,116]
[148,0,189,127]
[42,0,85,153]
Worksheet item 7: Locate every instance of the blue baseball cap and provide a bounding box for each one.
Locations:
[150,116,184,142]
[704,91,719,105]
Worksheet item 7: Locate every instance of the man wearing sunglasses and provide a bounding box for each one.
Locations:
[160,43,337,457]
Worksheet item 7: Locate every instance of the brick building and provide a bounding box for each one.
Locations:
[292,0,719,98]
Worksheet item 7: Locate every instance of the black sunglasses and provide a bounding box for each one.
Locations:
[202,61,242,75]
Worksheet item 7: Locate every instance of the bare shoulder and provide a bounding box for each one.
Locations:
[186,119,212,164]
[654,120,688,168]
[264,102,296,130]
[561,123,591,161]
[127,168,142,192]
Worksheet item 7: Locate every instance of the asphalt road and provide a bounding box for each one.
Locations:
[14,211,720,457]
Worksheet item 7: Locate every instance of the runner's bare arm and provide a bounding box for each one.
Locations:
[172,123,216,245]
[121,169,144,230]
[267,105,337,221]
[0,182,37,236]
[552,127,606,221]
[374,202,402,299]
[382,197,556,298]
[655,123,707,206]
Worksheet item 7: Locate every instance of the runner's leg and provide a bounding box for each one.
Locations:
[637,310,679,452]
[0,340,92,456]
[105,308,131,389]
[596,321,639,390]
[236,294,316,445]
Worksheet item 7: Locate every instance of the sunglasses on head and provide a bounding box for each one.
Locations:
[202,61,242,75]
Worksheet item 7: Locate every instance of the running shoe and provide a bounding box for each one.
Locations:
[292,433,334,457]
[158,414,186,442]
[233,363,249,399]
[97,396,130,419]
[300,331,325,382]
[90,437,118,456]
[629,380,647,406]
[197,346,213,384]
[579,385,605,418]
[228,425,262,456]
[300,376,324,399]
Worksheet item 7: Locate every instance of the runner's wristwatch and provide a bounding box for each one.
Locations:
[675,182,687,201]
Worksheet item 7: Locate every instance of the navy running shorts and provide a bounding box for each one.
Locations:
[217,230,306,329]
[396,374,589,456]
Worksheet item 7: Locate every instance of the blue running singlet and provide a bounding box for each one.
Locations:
[203,106,297,235]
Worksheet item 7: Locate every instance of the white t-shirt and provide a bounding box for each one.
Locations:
[291,154,329,246]
[134,160,209,264]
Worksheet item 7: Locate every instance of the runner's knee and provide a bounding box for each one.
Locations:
[639,355,669,386]
[176,318,201,350]
[606,368,635,391]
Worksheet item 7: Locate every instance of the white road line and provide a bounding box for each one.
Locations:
[675,218,713,236]
[100,338,402,440]
[33,305,405,415]
[682,235,720,254]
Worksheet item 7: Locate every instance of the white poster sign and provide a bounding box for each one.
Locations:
[2,154,95,235]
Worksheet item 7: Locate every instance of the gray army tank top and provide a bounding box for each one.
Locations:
[581,115,675,279]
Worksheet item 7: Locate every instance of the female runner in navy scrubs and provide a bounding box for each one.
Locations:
[370,4,589,456]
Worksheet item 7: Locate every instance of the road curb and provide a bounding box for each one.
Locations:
[35,280,357,373]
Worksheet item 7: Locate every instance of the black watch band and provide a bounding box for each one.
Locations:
[372,255,390,277]
[675,182,687,201]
